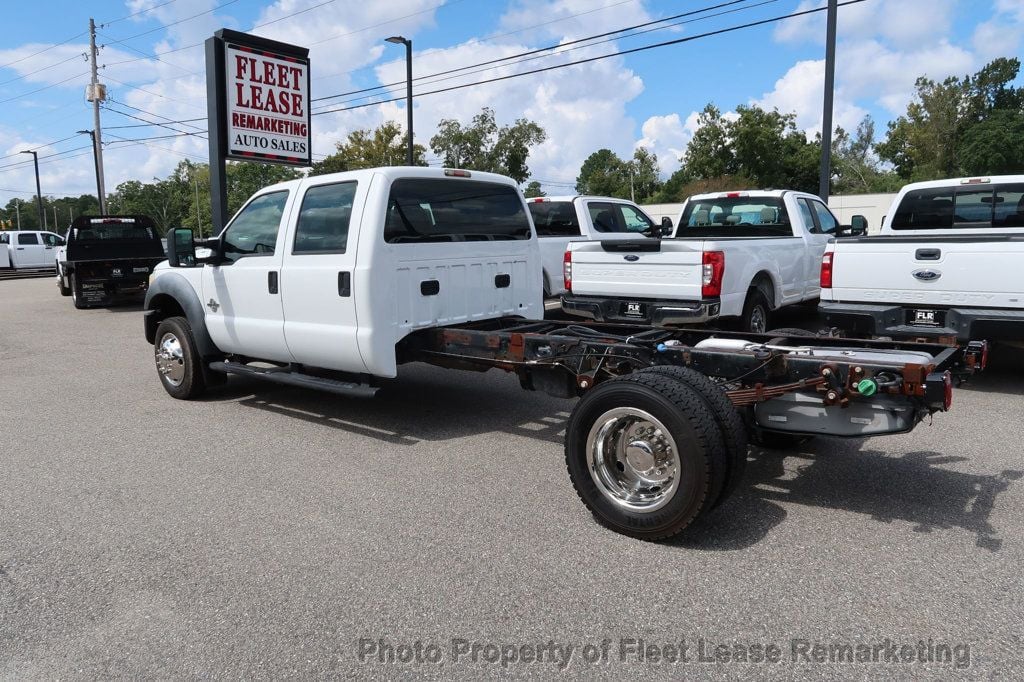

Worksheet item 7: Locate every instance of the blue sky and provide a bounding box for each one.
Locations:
[0,0,1021,205]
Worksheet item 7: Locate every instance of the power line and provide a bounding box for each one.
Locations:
[0,71,89,105]
[0,53,86,88]
[105,98,207,133]
[0,31,88,71]
[314,0,866,117]
[101,0,185,27]
[312,0,772,110]
[100,0,241,48]
[102,105,209,140]
[312,0,755,105]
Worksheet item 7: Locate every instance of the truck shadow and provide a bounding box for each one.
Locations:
[956,345,1024,396]
[678,440,1021,553]
[213,366,1017,553]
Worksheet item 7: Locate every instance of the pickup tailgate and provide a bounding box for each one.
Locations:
[569,239,704,299]
[831,235,1024,308]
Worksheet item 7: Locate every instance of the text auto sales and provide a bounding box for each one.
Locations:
[231,54,307,154]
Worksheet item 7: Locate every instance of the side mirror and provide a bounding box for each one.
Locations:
[659,216,674,237]
[166,228,197,267]
[850,214,868,235]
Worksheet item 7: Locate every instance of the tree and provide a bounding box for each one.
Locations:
[674,103,819,193]
[430,107,546,183]
[310,121,426,176]
[628,147,662,202]
[877,57,1024,180]
[225,161,302,215]
[957,109,1024,175]
[576,149,628,196]
[830,116,901,194]
[523,180,545,198]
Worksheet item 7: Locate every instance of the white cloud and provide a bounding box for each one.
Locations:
[754,59,867,135]
[634,113,695,175]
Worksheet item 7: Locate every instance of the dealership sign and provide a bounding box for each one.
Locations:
[225,43,310,164]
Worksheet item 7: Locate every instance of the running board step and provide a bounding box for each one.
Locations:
[209,361,378,398]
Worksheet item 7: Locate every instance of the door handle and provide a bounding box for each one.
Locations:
[915,248,940,260]
[268,271,279,294]
[16,247,24,250]
[338,271,351,297]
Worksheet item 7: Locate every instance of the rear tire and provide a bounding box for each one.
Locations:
[154,316,207,399]
[70,273,88,309]
[57,266,71,296]
[565,373,728,541]
[740,289,770,333]
[636,365,748,507]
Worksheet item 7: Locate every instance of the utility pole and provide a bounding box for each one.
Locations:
[194,172,202,237]
[818,0,838,201]
[19,150,45,229]
[15,202,20,230]
[87,18,108,214]
[53,206,58,229]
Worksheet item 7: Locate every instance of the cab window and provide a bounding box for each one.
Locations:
[294,182,356,254]
[17,233,39,245]
[41,233,63,247]
[221,191,289,262]
[620,204,654,232]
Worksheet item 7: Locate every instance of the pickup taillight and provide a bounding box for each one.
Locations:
[820,252,834,288]
[563,250,572,292]
[701,251,725,298]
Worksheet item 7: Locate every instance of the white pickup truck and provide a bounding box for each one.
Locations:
[142,167,964,541]
[561,190,864,332]
[527,195,666,296]
[820,175,1024,343]
[0,230,64,270]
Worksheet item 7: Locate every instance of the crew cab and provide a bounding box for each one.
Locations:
[56,215,166,309]
[527,195,663,296]
[820,176,1024,342]
[142,167,964,542]
[561,190,864,332]
[0,230,64,269]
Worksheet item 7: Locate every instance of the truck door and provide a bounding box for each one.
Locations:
[41,232,62,267]
[280,180,366,373]
[14,232,45,267]
[202,190,292,362]
[797,197,837,298]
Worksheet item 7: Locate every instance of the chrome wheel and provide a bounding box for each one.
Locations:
[749,305,767,333]
[156,332,186,386]
[587,407,681,512]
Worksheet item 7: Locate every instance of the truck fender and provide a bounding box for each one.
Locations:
[143,271,219,358]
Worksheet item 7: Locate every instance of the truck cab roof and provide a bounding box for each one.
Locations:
[254,167,521,196]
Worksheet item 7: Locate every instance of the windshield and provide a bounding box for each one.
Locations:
[677,196,792,237]
[891,183,1024,229]
[385,179,531,243]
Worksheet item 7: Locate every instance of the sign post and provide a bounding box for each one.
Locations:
[205,29,311,235]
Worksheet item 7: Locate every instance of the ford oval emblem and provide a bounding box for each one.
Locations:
[624,255,640,262]
[913,269,941,282]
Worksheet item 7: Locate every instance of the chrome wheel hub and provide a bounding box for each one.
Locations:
[750,306,766,333]
[156,332,186,386]
[587,407,681,512]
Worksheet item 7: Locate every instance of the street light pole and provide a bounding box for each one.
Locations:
[77,130,103,212]
[19,150,45,229]
[386,36,414,165]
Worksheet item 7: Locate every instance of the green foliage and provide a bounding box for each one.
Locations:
[523,180,545,198]
[575,147,662,202]
[677,104,820,193]
[876,57,1024,180]
[0,194,100,232]
[310,121,426,176]
[831,117,903,194]
[651,173,757,203]
[429,107,546,183]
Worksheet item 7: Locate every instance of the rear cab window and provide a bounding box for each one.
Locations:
[69,219,156,241]
[384,179,531,243]
[891,182,1024,229]
[528,201,581,237]
[678,196,793,237]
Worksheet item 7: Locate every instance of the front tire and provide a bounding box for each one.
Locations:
[154,316,207,399]
[565,373,728,541]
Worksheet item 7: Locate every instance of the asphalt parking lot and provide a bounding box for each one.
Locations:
[2,277,1023,678]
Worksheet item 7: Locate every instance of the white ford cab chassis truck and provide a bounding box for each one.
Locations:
[143,167,972,541]
[0,230,64,270]
[561,190,865,332]
[820,176,1024,344]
